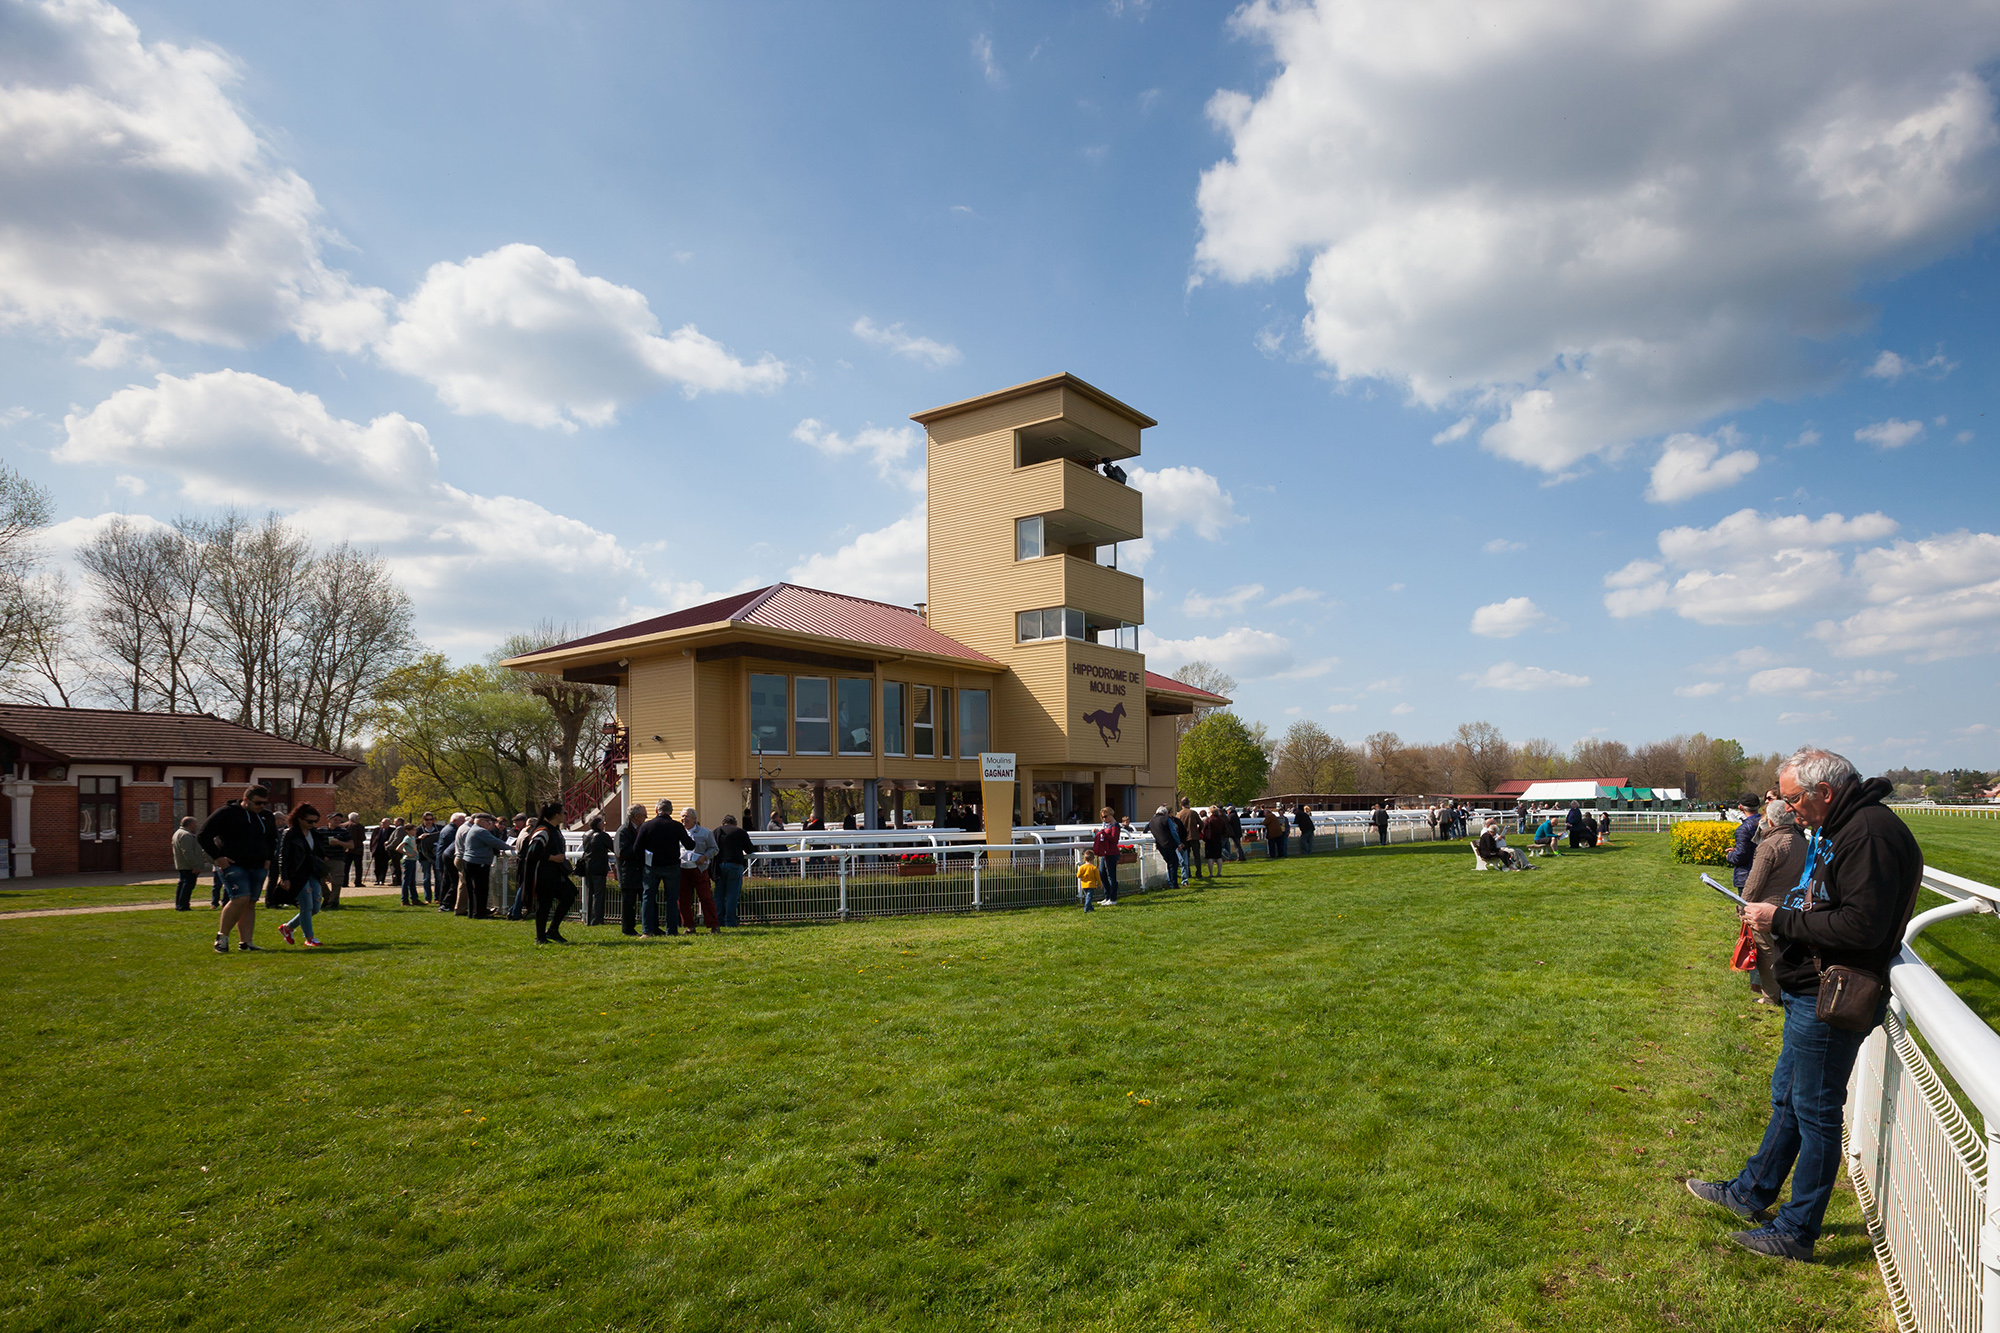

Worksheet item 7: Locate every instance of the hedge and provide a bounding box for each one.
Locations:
[1670,820,1739,866]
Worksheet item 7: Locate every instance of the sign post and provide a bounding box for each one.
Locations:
[979,752,1016,867]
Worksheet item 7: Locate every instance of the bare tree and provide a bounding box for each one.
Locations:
[291,543,416,751]
[491,620,613,797]
[1454,720,1510,792]
[1272,720,1355,794]
[0,572,86,706]
[1169,660,1237,735]
[1570,737,1634,781]
[195,512,314,733]
[0,462,54,684]
[75,516,160,710]
[1362,730,1401,791]
[1511,737,1570,780]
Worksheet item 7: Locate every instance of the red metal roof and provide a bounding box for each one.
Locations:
[526,584,998,666]
[0,704,358,770]
[1144,670,1231,704]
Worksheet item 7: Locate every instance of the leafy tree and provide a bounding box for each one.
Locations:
[1511,737,1569,780]
[1178,711,1271,805]
[490,621,614,798]
[362,654,556,817]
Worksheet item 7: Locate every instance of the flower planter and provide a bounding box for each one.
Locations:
[897,860,938,877]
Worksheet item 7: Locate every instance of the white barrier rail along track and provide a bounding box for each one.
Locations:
[1845,865,2000,1333]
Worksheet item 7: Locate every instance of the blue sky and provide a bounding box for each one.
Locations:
[3,0,1998,770]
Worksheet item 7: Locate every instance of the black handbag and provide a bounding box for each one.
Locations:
[1812,961,1884,1032]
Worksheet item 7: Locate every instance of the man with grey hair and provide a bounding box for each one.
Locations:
[1686,745,1922,1263]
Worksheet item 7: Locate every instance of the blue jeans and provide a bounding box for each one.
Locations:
[1267,832,1286,859]
[1727,990,1878,1244]
[220,864,266,902]
[1096,854,1120,903]
[1162,845,1181,890]
[400,860,419,904]
[642,864,681,934]
[419,858,434,901]
[713,861,744,927]
[285,879,322,942]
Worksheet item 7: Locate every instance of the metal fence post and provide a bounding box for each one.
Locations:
[838,853,848,920]
[972,850,982,909]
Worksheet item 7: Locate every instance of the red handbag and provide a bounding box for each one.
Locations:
[1730,921,1758,972]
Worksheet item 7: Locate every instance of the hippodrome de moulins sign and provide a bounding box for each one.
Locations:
[1069,658,1145,762]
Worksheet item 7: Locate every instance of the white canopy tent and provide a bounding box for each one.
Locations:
[1516,780,1602,803]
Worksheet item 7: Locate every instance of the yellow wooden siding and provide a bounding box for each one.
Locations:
[695,659,736,779]
[1057,387,1143,454]
[1011,459,1143,540]
[626,654,696,808]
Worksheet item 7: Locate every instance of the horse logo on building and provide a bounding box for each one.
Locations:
[1081,701,1126,746]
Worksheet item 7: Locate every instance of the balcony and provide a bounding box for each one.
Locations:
[1011,458,1142,545]
[1013,554,1145,626]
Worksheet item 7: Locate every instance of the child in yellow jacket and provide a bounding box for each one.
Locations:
[1076,859,1102,913]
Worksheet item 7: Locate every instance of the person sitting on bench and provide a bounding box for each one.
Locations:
[1477,819,1534,870]
[1532,815,1556,854]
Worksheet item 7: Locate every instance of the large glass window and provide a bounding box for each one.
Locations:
[172,777,211,824]
[1015,516,1044,561]
[837,678,873,755]
[939,688,952,759]
[958,689,990,758]
[883,683,906,756]
[1017,609,1045,642]
[750,674,788,755]
[912,686,935,757]
[795,677,830,755]
[1064,608,1085,640]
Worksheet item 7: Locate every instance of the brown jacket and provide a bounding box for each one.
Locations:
[1742,822,1809,906]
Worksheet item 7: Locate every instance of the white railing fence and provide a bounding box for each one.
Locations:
[1847,865,2000,1333]
[735,836,1174,923]
[1892,805,2000,821]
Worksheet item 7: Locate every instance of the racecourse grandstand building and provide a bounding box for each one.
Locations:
[503,374,1228,829]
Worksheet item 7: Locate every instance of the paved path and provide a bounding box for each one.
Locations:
[1,885,407,920]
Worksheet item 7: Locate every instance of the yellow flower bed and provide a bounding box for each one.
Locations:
[1670,820,1739,865]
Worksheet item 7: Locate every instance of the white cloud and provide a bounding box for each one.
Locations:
[1466,662,1592,691]
[973,33,1003,86]
[374,245,786,430]
[1657,509,1899,564]
[1390,702,1416,715]
[1327,702,1357,713]
[1483,538,1525,553]
[851,317,961,369]
[50,370,675,650]
[1674,681,1725,697]
[1140,626,1322,680]
[1194,0,2000,473]
[1855,418,1926,449]
[1748,666,1897,698]
[111,473,146,495]
[1864,349,1956,380]
[1433,416,1475,444]
[0,0,389,350]
[791,418,923,490]
[1268,585,1321,607]
[1183,583,1266,616]
[786,505,928,606]
[1815,531,2000,659]
[1128,465,1240,540]
[1469,596,1552,638]
[1645,428,1760,503]
[1786,428,1821,449]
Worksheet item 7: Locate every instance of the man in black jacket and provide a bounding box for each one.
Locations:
[198,783,279,953]
[1687,748,1922,1262]
[615,804,646,936]
[634,800,694,937]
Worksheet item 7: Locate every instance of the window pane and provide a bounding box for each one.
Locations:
[1098,544,1117,569]
[912,686,934,758]
[750,673,788,755]
[795,677,830,755]
[1016,516,1043,561]
[883,683,906,756]
[958,689,990,758]
[939,689,951,759]
[1017,609,1041,642]
[1064,608,1085,640]
[837,678,873,754]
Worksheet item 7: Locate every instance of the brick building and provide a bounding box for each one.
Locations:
[0,705,358,879]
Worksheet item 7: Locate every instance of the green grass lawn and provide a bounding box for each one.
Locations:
[2,832,1923,1332]
[0,880,181,913]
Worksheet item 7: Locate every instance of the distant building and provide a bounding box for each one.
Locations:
[503,373,1231,828]
[0,704,357,878]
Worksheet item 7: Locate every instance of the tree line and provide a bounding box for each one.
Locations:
[1169,659,1781,806]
